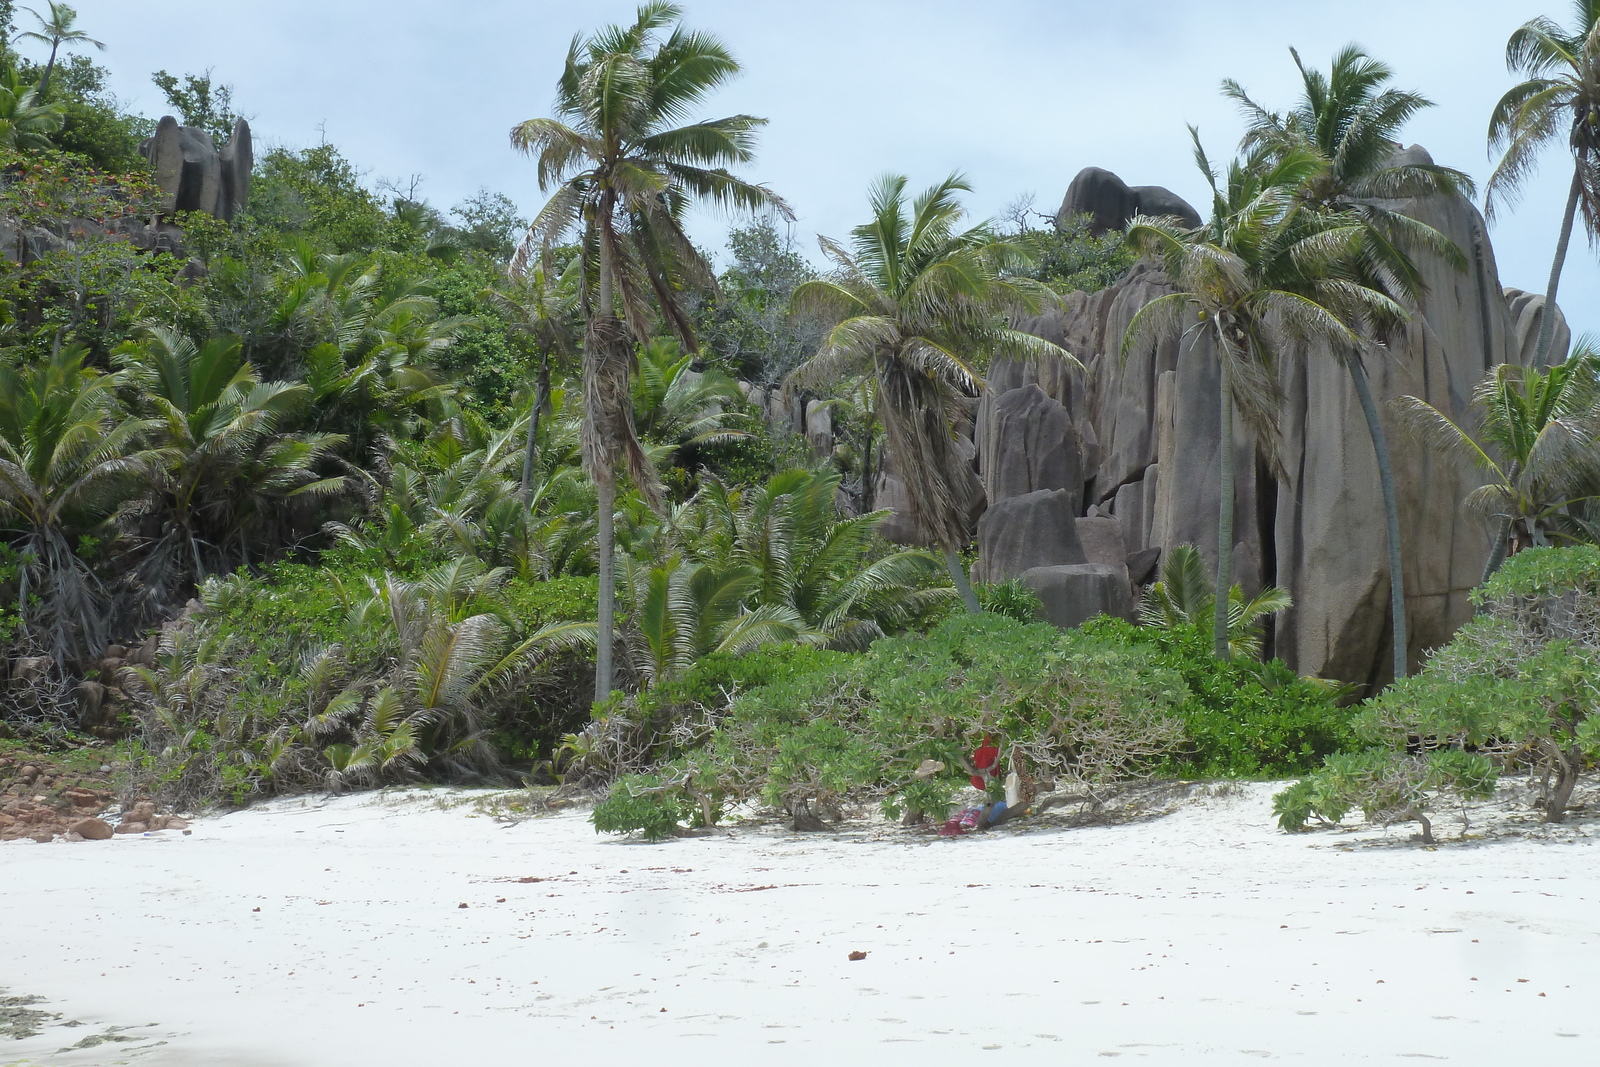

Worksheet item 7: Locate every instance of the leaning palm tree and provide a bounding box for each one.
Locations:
[1488,2,1600,367]
[789,173,1070,614]
[1226,45,1472,679]
[1126,135,1391,660]
[510,1,788,701]
[18,1,103,97]
[1396,344,1600,571]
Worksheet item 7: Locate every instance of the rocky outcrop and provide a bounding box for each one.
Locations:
[974,488,1084,582]
[1021,564,1136,629]
[1057,167,1202,235]
[140,116,254,221]
[965,152,1565,688]
[977,384,1084,509]
[1504,287,1572,365]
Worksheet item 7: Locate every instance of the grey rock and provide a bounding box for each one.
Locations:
[138,117,255,220]
[804,399,834,457]
[974,488,1085,583]
[1127,547,1161,586]
[978,384,1083,509]
[1021,564,1136,629]
[1075,516,1128,571]
[1504,287,1571,366]
[1056,167,1201,236]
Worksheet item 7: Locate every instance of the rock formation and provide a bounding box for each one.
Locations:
[1056,166,1202,235]
[963,151,1569,689]
[139,116,254,221]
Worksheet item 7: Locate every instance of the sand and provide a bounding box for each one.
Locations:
[3,782,1598,1065]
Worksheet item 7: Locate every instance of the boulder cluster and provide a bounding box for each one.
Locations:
[0,758,188,843]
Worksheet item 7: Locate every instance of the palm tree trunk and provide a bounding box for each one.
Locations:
[1214,363,1235,661]
[944,547,981,614]
[1534,167,1582,368]
[1480,462,1523,584]
[39,43,59,97]
[519,350,550,504]
[1344,347,1409,681]
[594,478,617,703]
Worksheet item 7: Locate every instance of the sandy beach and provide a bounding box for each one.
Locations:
[3,783,1597,1065]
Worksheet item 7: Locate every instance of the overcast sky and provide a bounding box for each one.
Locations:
[57,0,1597,339]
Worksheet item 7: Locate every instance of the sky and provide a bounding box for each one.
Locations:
[54,0,1598,339]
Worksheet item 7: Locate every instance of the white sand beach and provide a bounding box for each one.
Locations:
[4,783,1598,1065]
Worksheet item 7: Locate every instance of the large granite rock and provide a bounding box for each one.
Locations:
[977,384,1084,509]
[974,488,1084,583]
[1056,167,1202,235]
[992,147,1562,689]
[1021,564,1136,629]
[1504,287,1572,366]
[140,116,254,221]
[874,435,984,547]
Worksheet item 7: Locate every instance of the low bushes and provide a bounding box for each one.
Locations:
[590,610,1351,839]
[1276,546,1600,840]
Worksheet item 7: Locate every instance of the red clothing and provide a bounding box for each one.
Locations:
[970,737,999,790]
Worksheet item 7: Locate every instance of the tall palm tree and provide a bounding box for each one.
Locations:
[510,1,787,702]
[1126,135,1392,660]
[0,344,155,662]
[789,174,1069,614]
[1397,345,1600,569]
[1488,1,1600,367]
[1226,45,1472,679]
[18,2,103,97]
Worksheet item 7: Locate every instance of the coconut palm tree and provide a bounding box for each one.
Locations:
[0,68,62,150]
[1225,45,1473,679]
[18,1,102,97]
[1488,2,1600,367]
[1396,343,1600,570]
[509,1,787,701]
[789,174,1070,614]
[1126,135,1394,660]
[0,344,155,662]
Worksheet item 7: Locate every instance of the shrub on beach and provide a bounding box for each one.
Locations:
[1275,546,1600,841]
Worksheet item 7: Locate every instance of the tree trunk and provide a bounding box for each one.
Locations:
[1345,347,1409,680]
[1214,362,1236,661]
[519,349,550,504]
[1534,166,1582,368]
[944,548,981,614]
[38,44,58,97]
[594,478,617,704]
[1544,744,1581,823]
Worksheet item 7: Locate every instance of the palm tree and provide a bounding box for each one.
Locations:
[0,344,155,662]
[1139,543,1293,659]
[484,257,581,502]
[114,326,345,594]
[681,466,952,647]
[510,1,787,702]
[0,68,63,150]
[631,337,750,453]
[616,553,824,688]
[1126,135,1388,660]
[1396,345,1600,570]
[18,2,103,97]
[789,174,1070,614]
[1225,45,1472,679]
[1488,2,1600,367]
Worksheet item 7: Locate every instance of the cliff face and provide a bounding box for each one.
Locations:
[977,151,1567,687]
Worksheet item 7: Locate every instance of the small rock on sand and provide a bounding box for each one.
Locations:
[71,817,113,841]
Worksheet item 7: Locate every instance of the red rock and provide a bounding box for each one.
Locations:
[30,831,53,843]
[115,821,148,835]
[71,817,113,841]
[164,816,190,831]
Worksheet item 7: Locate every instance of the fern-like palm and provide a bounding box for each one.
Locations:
[1139,544,1293,660]
[1396,343,1600,571]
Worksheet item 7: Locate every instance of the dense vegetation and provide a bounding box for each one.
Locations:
[1,2,1598,846]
